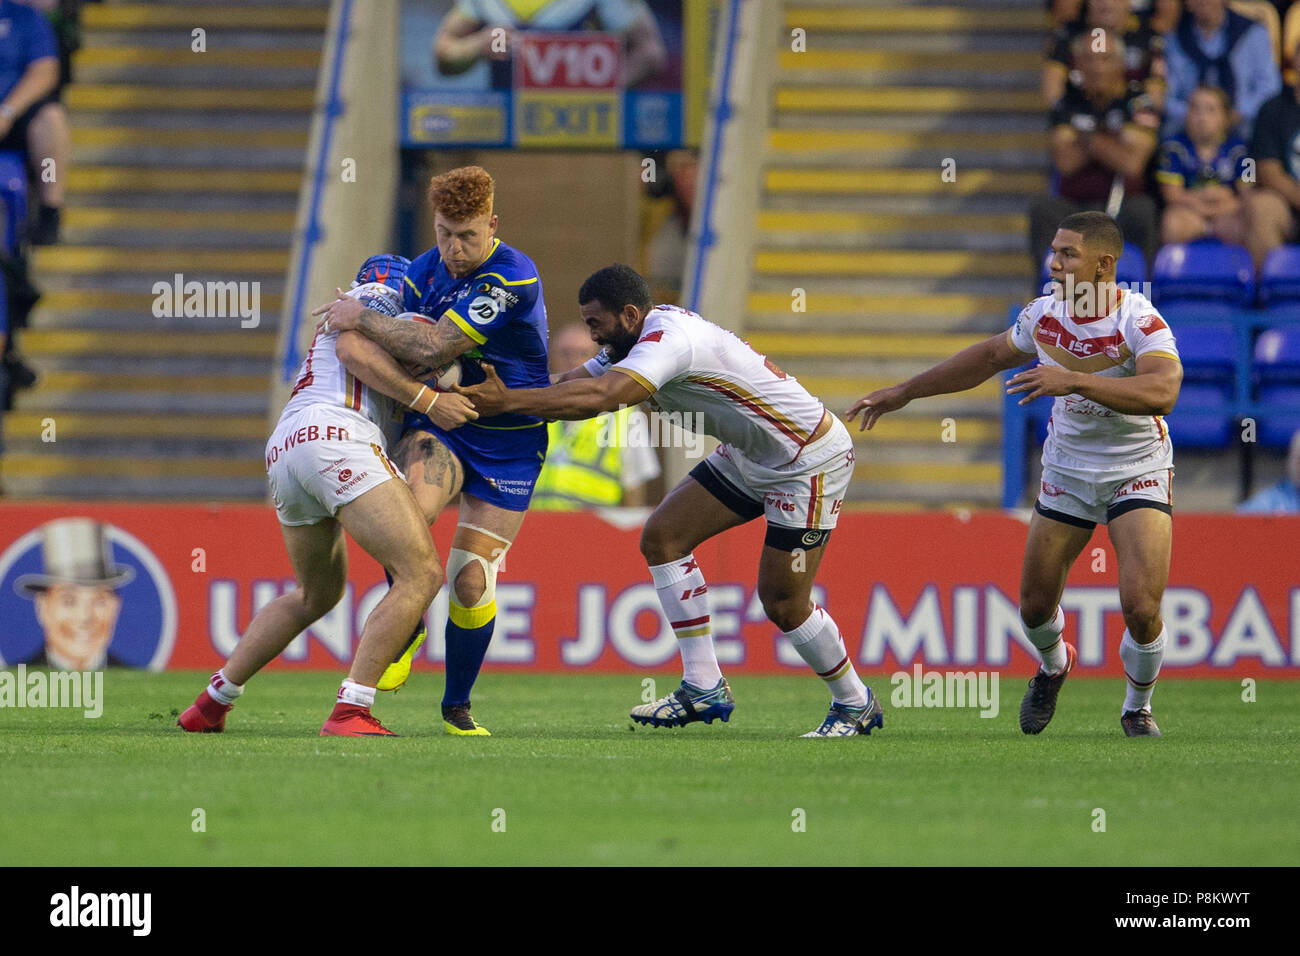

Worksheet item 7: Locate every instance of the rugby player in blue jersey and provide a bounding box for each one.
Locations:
[315,166,549,736]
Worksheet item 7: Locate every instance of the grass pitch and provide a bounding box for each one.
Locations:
[1,671,1295,866]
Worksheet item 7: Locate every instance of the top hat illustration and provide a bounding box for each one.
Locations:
[14,518,136,596]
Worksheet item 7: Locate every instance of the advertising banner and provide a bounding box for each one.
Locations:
[1,506,1296,677]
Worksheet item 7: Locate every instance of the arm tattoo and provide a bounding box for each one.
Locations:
[358,310,475,368]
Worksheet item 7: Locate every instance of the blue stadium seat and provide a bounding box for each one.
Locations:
[1256,385,1300,448]
[1161,300,1235,323]
[0,150,27,256]
[1174,322,1236,384]
[1168,382,1235,448]
[1258,245,1300,304]
[1117,242,1147,286]
[1153,242,1254,305]
[1254,327,1300,383]
[1038,241,1146,290]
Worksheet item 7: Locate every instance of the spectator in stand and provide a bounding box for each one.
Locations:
[1162,0,1281,141]
[1043,0,1168,110]
[1030,31,1162,275]
[1157,84,1251,242]
[1050,0,1085,27]
[1242,51,1300,266]
[1237,428,1300,512]
[1147,0,1181,34]
[11,0,75,245]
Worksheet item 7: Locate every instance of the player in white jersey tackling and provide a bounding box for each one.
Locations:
[177,256,478,736]
[848,211,1182,737]
[457,264,882,737]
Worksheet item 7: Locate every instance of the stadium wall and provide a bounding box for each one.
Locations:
[1,505,1296,678]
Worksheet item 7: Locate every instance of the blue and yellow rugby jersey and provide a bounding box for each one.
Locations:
[402,237,551,431]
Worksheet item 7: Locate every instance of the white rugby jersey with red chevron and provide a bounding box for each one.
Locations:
[584,304,827,468]
[278,286,410,444]
[1007,289,1182,479]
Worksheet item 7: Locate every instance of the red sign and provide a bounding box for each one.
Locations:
[515,33,623,90]
[0,505,1296,677]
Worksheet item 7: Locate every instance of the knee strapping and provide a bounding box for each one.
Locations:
[446,544,507,628]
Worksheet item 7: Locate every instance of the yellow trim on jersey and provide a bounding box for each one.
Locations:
[466,420,546,430]
[477,271,538,287]
[1140,351,1182,364]
[445,307,488,345]
[405,274,422,299]
[689,373,812,443]
[1007,326,1035,355]
[1154,171,1185,185]
[612,366,659,395]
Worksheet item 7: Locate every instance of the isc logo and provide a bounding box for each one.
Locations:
[517,33,623,89]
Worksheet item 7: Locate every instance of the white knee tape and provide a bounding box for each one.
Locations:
[447,547,503,608]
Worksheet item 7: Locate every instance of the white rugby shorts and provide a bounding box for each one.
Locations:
[265,406,404,526]
[1035,463,1173,528]
[693,414,854,533]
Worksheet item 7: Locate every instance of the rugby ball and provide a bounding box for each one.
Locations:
[430,359,462,391]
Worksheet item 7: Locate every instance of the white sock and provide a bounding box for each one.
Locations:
[337,679,376,709]
[649,555,723,688]
[1023,606,1067,675]
[208,669,244,705]
[784,606,868,707]
[1120,627,1165,713]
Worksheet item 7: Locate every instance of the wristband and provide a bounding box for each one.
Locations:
[409,385,428,410]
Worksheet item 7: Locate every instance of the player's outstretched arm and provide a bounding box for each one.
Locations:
[336,331,478,428]
[313,289,477,369]
[1007,354,1182,415]
[846,332,1029,431]
[456,365,650,420]
[550,365,594,385]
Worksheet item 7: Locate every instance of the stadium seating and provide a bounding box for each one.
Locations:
[1256,385,1300,447]
[1153,242,1255,305]
[1175,321,1238,385]
[1258,245,1300,304]
[1167,382,1236,448]
[1255,325,1300,383]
